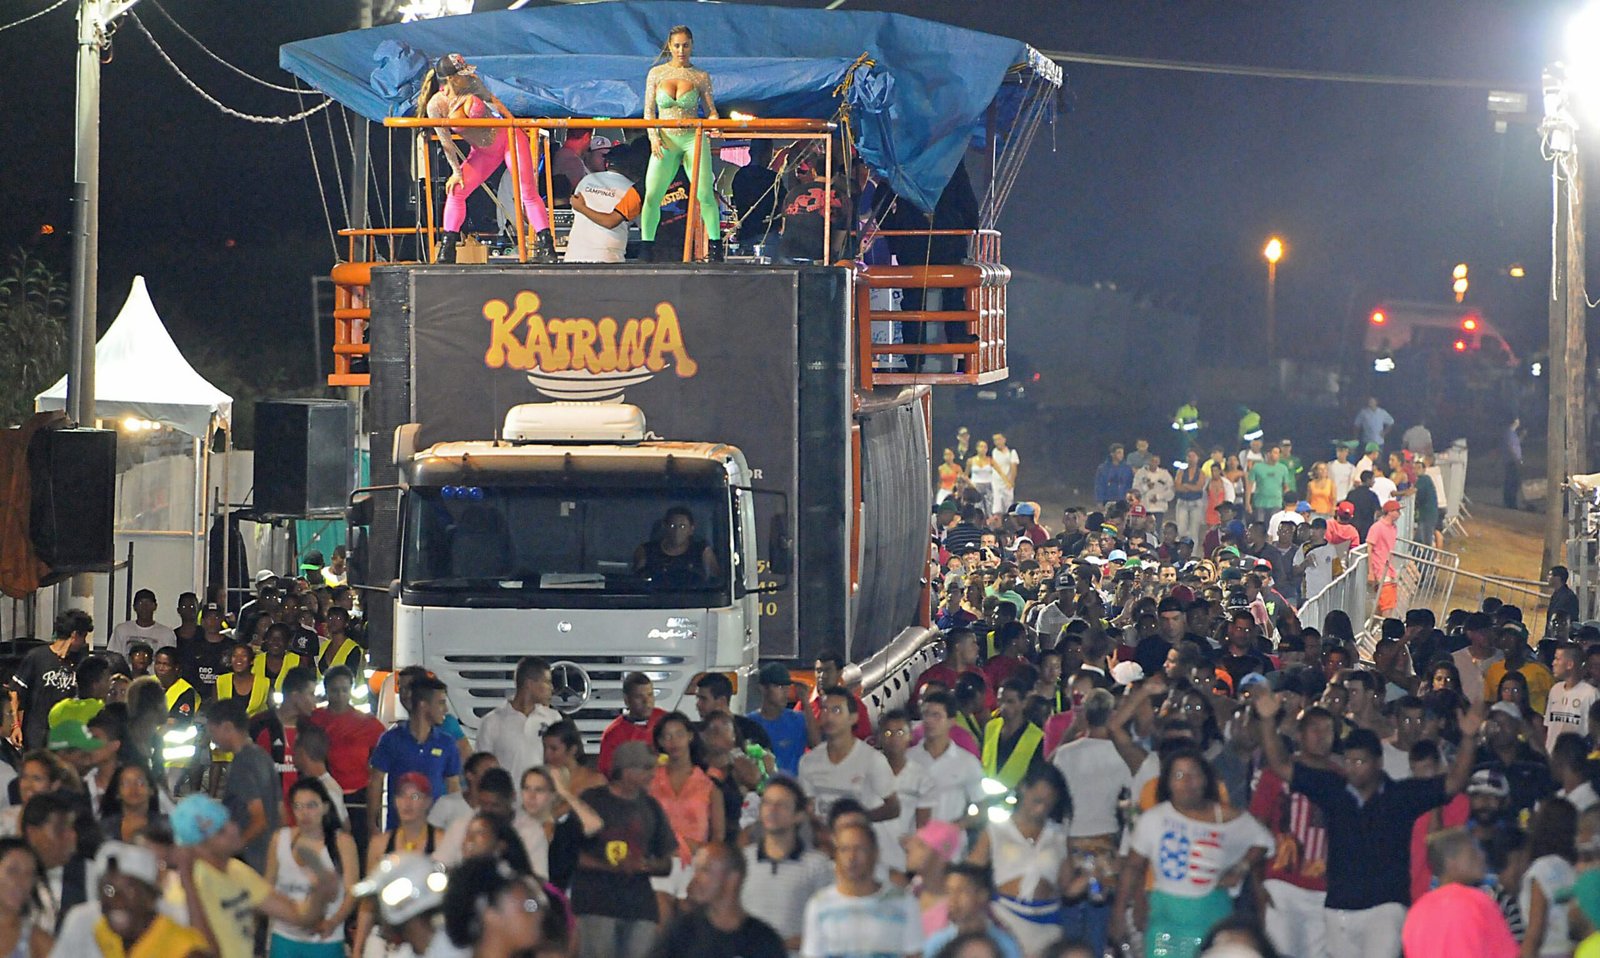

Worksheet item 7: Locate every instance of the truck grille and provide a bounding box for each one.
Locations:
[435,653,694,747]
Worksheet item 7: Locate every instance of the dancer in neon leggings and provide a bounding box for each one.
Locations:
[422,53,555,263]
[641,26,723,262]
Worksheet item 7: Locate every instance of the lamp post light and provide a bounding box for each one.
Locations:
[1263,236,1284,360]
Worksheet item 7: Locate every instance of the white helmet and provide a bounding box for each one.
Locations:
[353,854,449,926]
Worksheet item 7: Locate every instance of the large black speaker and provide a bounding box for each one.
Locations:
[28,428,116,575]
[254,400,355,517]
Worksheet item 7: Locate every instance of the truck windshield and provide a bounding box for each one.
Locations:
[402,484,732,607]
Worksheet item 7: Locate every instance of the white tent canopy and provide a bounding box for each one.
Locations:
[36,275,233,436]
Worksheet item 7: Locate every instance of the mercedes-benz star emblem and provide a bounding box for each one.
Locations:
[549,661,591,715]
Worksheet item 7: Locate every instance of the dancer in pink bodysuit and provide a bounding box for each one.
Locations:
[422,53,555,263]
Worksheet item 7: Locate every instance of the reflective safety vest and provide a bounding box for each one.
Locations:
[1172,403,1201,431]
[216,672,273,718]
[317,636,364,675]
[981,717,1043,791]
[163,679,199,768]
[1238,410,1263,443]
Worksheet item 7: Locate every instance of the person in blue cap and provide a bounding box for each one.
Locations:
[173,793,339,958]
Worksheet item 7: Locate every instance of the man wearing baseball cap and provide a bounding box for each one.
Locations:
[1366,499,1401,593]
[174,793,339,958]
[49,841,208,958]
[180,602,233,699]
[747,663,811,776]
[568,740,675,957]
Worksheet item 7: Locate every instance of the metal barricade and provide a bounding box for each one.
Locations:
[1395,495,1416,544]
[1387,537,1460,622]
[1300,544,1371,653]
[1384,538,1546,626]
[1436,442,1470,525]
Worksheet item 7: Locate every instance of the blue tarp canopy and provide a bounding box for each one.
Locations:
[278,1,1056,212]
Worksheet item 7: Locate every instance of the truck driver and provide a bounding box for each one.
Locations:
[633,506,721,586]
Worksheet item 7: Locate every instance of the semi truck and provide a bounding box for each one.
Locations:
[281,1,1054,736]
[355,264,965,736]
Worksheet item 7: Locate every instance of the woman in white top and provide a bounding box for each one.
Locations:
[1520,799,1579,958]
[966,441,998,517]
[1110,749,1272,958]
[266,779,358,958]
[515,766,603,879]
[967,764,1087,956]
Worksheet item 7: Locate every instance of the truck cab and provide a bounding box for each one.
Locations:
[392,402,778,739]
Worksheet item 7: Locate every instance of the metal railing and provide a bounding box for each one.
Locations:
[855,230,1010,388]
[1384,537,1547,623]
[384,115,835,265]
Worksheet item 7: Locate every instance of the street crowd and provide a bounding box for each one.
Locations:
[0,396,1586,958]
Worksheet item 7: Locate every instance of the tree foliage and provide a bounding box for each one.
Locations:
[0,250,67,427]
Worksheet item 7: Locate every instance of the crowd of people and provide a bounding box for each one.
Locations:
[0,397,1582,958]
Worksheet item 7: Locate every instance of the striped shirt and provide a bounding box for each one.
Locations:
[741,841,834,946]
[1250,766,1328,892]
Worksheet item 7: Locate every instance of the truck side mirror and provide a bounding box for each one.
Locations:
[768,514,793,577]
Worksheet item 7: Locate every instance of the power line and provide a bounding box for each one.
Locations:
[129,13,334,124]
[0,0,71,35]
[146,0,308,94]
[1041,49,1526,92]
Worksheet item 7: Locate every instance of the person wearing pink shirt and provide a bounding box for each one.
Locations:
[1402,827,1518,958]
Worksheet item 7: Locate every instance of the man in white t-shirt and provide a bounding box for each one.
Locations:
[1546,644,1599,751]
[907,691,985,828]
[801,822,922,958]
[1330,444,1357,502]
[1370,468,1398,506]
[797,688,900,824]
[873,710,933,880]
[107,589,177,658]
[1050,689,1132,841]
[563,141,643,263]
[474,655,561,785]
[1296,521,1338,600]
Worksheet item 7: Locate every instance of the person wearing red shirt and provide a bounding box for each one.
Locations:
[598,671,668,776]
[1008,503,1050,548]
[1250,707,1335,958]
[1407,741,1470,903]
[914,629,987,706]
[304,664,385,850]
[797,653,872,743]
[1325,501,1362,549]
[982,624,1032,690]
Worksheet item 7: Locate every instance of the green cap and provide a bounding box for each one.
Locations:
[48,719,98,752]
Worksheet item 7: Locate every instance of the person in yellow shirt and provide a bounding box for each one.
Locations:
[172,794,338,958]
[1482,621,1554,715]
[85,841,209,958]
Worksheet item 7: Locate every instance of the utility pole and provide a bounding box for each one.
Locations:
[66,0,145,425]
[1542,66,1588,572]
[65,0,142,609]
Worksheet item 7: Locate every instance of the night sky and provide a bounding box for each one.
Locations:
[0,0,1587,393]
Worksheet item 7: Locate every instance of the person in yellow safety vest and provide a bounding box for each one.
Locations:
[216,644,275,719]
[981,677,1046,791]
[154,646,200,770]
[1237,406,1263,444]
[316,608,366,678]
[1171,399,1202,460]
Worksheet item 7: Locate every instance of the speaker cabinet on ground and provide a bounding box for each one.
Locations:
[28,428,116,574]
[254,400,355,517]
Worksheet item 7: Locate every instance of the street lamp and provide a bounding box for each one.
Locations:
[1263,236,1284,360]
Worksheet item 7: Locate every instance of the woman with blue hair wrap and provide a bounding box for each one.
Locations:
[640,25,722,262]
